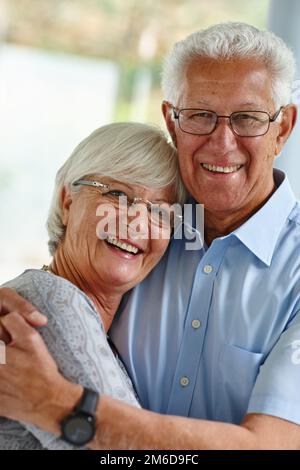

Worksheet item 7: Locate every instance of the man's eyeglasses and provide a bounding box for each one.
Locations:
[72,179,176,230]
[173,107,283,137]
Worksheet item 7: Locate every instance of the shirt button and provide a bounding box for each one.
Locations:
[180,376,190,387]
[192,319,201,329]
[203,264,213,274]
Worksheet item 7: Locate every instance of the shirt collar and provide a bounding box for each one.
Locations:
[232,169,296,266]
[175,196,205,248]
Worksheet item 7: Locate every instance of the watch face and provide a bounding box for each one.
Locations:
[62,415,94,446]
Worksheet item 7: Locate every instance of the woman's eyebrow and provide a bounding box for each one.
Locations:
[112,181,131,190]
[108,181,172,204]
[109,181,144,195]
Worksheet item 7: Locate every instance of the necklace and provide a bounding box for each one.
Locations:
[41,264,53,273]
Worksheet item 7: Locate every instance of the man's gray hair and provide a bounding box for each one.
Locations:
[162,22,297,109]
[47,122,187,255]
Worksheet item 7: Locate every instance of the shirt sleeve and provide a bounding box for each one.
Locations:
[247,309,300,424]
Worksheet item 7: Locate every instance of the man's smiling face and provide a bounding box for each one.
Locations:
[164,58,285,221]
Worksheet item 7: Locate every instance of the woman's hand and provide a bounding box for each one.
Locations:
[0,287,48,342]
[0,311,82,434]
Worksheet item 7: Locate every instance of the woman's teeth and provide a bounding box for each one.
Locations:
[202,163,242,173]
[106,236,139,254]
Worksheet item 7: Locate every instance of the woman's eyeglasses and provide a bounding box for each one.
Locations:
[72,179,177,230]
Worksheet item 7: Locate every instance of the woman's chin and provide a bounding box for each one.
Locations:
[95,238,151,290]
[103,271,141,290]
[97,254,144,289]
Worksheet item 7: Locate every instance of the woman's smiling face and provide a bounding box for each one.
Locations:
[59,177,176,294]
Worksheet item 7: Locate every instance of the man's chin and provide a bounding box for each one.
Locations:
[202,198,243,217]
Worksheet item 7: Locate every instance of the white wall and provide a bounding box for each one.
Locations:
[268,0,300,199]
[0,45,119,283]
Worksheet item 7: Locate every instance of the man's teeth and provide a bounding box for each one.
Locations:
[106,236,139,254]
[202,163,242,173]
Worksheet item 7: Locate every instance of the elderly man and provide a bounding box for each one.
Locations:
[0,22,299,449]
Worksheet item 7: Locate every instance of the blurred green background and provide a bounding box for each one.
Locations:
[1,0,270,124]
[0,0,270,282]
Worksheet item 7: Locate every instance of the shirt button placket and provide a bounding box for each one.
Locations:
[203,264,213,274]
[180,376,190,387]
[192,319,201,329]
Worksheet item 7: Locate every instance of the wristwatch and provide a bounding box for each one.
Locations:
[61,387,99,447]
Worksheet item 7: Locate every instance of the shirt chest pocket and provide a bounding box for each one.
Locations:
[215,344,265,423]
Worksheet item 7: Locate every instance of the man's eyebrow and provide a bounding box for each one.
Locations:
[236,102,263,108]
[194,100,263,108]
[194,100,211,106]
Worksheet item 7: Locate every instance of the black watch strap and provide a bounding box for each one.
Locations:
[60,387,99,446]
[75,388,99,415]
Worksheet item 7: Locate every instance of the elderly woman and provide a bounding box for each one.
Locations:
[0,122,186,450]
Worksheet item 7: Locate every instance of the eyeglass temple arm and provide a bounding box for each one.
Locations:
[270,107,284,122]
[72,180,110,190]
[171,106,179,120]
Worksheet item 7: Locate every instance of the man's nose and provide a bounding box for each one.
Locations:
[208,117,238,151]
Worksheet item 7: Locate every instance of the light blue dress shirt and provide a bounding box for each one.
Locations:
[110,169,300,425]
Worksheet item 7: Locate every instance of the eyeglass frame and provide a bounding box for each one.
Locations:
[72,179,178,229]
[172,106,284,137]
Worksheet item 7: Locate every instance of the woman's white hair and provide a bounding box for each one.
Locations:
[47,122,187,255]
[162,22,297,109]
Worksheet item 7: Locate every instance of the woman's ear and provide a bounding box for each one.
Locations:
[162,100,177,147]
[60,186,73,226]
[275,104,298,155]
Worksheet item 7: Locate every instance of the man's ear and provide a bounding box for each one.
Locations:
[162,100,177,147]
[60,186,73,226]
[275,104,298,156]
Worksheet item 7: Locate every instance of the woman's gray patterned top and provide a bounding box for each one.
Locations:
[0,269,140,450]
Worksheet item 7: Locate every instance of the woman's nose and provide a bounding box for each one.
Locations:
[127,203,149,239]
